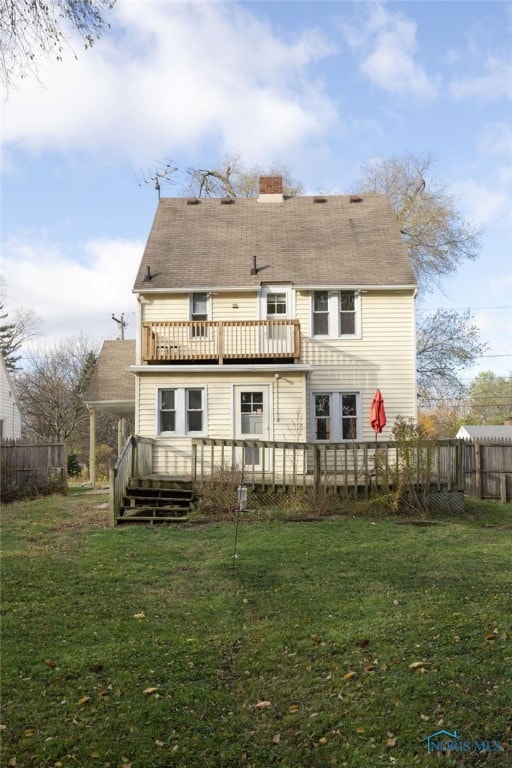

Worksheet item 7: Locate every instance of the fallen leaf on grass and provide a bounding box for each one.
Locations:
[133,612,146,620]
[77,696,91,706]
[386,737,397,748]
[356,726,366,734]
[254,700,272,709]
[142,687,159,695]
[343,671,357,680]
[0,724,7,731]
[408,661,425,670]
[272,733,281,744]
[44,659,56,669]
[288,704,301,713]
[310,634,321,644]
[8,759,16,767]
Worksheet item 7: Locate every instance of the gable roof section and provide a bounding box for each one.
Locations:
[133,194,417,291]
[83,340,135,408]
[457,425,512,442]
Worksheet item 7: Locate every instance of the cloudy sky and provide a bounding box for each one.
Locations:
[2,0,511,384]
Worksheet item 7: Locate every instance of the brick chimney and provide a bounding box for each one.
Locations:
[258,176,284,203]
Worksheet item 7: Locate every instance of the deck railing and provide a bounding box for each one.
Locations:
[109,435,155,525]
[191,438,464,495]
[142,320,301,364]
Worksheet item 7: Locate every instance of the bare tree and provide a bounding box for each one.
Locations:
[187,153,304,198]
[416,309,487,404]
[13,336,98,441]
[355,154,482,291]
[0,0,116,92]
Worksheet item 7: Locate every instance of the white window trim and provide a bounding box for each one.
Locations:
[309,390,361,442]
[157,386,207,437]
[311,290,361,339]
[258,284,293,319]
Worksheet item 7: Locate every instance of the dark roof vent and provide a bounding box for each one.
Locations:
[313,197,327,203]
[221,198,234,205]
[350,196,363,203]
[142,266,152,282]
[187,198,200,205]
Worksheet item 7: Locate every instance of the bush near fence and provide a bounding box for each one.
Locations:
[0,439,67,502]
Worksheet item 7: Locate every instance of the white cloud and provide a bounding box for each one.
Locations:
[2,1,336,165]
[340,3,438,99]
[450,56,512,101]
[451,179,510,227]
[3,235,143,345]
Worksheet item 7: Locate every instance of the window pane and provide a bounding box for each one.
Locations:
[192,293,208,315]
[314,291,328,311]
[267,293,287,315]
[161,411,175,432]
[187,389,202,410]
[187,411,202,432]
[340,291,356,335]
[314,394,331,440]
[340,291,355,311]
[315,394,330,416]
[160,390,175,410]
[313,291,329,335]
[341,394,357,440]
[342,418,357,440]
[340,313,355,334]
[342,394,357,415]
[314,313,329,335]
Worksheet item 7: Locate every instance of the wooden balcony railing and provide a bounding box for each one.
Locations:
[142,320,301,364]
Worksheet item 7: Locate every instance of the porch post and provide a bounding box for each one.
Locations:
[118,417,126,456]
[89,406,96,488]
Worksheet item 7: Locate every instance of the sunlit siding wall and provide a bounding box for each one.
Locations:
[140,292,260,323]
[297,290,417,441]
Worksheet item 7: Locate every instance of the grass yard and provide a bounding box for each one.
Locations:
[1,491,511,768]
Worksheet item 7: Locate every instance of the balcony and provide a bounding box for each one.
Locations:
[142,320,301,364]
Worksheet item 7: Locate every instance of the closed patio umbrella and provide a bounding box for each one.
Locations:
[370,389,386,436]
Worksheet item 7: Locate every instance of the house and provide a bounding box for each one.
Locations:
[83,339,135,484]
[127,176,418,480]
[456,424,512,442]
[0,355,21,439]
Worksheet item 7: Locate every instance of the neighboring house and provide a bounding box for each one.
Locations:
[456,424,512,442]
[0,355,21,439]
[83,339,136,482]
[127,176,418,477]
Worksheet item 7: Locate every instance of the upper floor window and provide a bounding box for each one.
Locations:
[312,290,360,338]
[190,292,209,338]
[266,292,287,317]
[158,387,206,436]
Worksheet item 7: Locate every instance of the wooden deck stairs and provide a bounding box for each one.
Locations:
[117,477,195,524]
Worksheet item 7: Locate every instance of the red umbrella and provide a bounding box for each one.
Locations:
[370,389,386,434]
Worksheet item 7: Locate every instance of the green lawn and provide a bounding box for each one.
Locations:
[1,492,511,767]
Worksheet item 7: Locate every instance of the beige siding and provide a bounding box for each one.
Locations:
[135,287,416,474]
[138,370,307,474]
[140,291,259,323]
[297,289,416,440]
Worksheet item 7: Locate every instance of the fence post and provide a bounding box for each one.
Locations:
[313,446,320,490]
[500,475,507,504]
[475,443,482,499]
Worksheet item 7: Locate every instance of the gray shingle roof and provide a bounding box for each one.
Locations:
[133,194,417,291]
[457,425,512,441]
[84,340,135,405]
